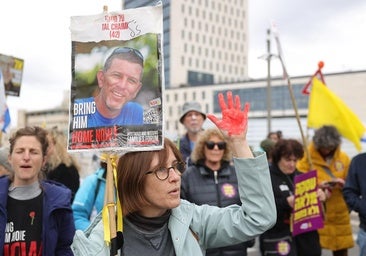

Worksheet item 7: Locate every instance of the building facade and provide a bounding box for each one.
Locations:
[124,0,249,88]
[164,70,366,158]
[8,2,366,166]
[12,71,366,160]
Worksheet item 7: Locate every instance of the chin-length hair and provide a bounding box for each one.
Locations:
[117,138,183,216]
[271,139,304,165]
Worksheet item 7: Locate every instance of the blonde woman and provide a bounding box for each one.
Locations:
[45,127,80,200]
[181,128,255,255]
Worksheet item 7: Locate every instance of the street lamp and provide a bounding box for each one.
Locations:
[266,28,271,134]
[258,29,278,135]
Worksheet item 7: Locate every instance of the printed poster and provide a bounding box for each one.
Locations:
[0,54,24,97]
[68,4,164,152]
[292,170,324,236]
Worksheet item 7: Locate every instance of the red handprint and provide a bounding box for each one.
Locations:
[207,91,250,135]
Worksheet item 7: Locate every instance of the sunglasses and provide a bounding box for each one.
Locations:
[205,141,226,150]
[111,47,144,62]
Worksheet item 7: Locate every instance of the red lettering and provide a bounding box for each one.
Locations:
[102,23,110,30]
[28,241,41,256]
[95,127,115,142]
[4,244,9,256]
[109,30,120,39]
[4,241,42,256]
[71,130,94,143]
[9,241,25,256]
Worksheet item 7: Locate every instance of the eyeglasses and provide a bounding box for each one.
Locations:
[145,161,186,181]
[205,141,226,150]
[111,47,144,62]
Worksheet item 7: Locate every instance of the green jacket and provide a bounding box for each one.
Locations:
[71,153,276,256]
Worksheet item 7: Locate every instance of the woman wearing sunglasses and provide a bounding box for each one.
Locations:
[181,127,255,255]
[71,91,276,256]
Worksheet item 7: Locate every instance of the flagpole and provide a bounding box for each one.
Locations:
[281,62,313,169]
[101,6,118,255]
[270,21,313,169]
[102,4,124,255]
[105,153,118,256]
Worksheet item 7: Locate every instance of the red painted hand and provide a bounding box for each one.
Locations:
[207,91,250,135]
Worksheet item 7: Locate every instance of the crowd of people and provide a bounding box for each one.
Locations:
[0,94,364,256]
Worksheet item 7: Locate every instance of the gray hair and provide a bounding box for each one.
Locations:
[312,125,341,149]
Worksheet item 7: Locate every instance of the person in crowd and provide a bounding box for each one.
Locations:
[297,125,354,256]
[0,146,12,176]
[260,138,324,256]
[71,91,276,256]
[177,101,206,165]
[267,130,282,143]
[343,152,366,256]
[72,159,107,230]
[260,138,276,165]
[181,128,255,255]
[45,127,80,201]
[74,47,145,127]
[0,126,75,255]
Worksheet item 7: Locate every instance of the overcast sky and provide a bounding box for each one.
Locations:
[1,0,366,128]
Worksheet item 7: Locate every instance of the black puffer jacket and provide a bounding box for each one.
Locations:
[181,160,254,256]
[259,164,321,256]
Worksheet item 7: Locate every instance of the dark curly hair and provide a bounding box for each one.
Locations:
[271,139,304,165]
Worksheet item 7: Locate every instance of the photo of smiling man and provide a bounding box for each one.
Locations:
[74,47,145,128]
[68,6,163,151]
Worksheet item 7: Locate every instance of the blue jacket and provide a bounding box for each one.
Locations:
[72,168,106,230]
[343,152,366,231]
[178,133,192,164]
[0,176,75,256]
[71,153,276,256]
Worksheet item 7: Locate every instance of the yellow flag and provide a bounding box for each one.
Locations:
[308,78,365,151]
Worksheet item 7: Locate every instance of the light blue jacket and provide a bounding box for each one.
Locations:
[71,153,276,256]
[72,168,106,231]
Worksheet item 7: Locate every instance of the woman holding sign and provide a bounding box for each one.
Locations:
[259,139,324,256]
[71,91,276,256]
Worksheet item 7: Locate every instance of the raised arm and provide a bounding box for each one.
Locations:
[207,91,252,158]
[185,92,276,250]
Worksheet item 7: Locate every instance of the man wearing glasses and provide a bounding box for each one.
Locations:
[74,47,145,128]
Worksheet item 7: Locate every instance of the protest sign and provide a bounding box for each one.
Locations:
[0,54,24,97]
[292,170,324,236]
[68,4,163,152]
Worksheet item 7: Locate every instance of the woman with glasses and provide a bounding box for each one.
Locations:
[181,127,255,256]
[71,91,276,256]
